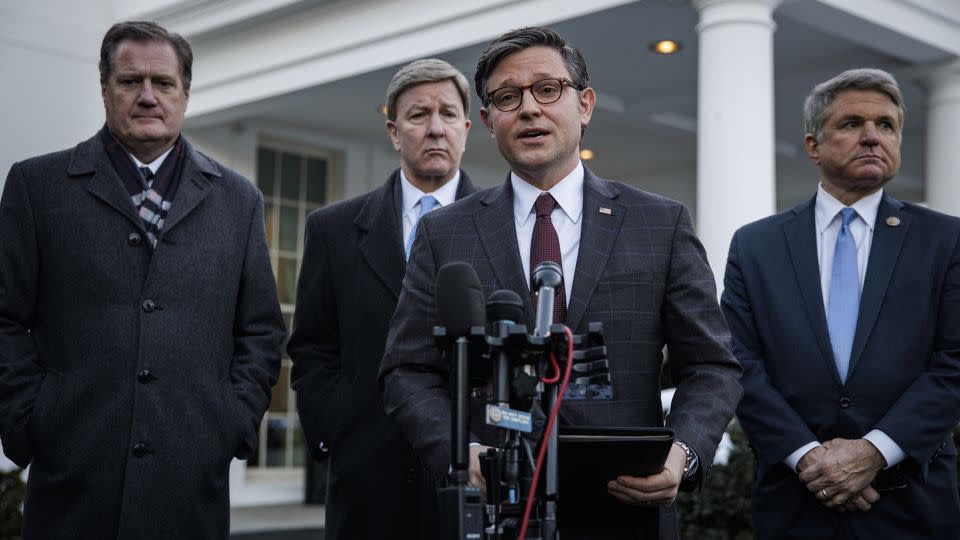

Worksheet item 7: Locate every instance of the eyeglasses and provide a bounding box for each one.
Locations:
[486,78,579,112]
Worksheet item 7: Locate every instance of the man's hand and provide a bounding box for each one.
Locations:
[606,442,686,506]
[798,438,885,509]
[796,444,827,473]
[468,444,492,497]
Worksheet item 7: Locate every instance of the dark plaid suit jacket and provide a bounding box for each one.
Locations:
[379,168,742,538]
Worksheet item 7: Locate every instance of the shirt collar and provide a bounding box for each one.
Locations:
[400,169,461,216]
[511,161,585,227]
[129,146,174,174]
[815,183,883,234]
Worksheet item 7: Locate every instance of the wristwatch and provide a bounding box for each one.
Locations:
[675,439,698,480]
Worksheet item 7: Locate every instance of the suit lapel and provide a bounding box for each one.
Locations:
[160,141,215,235]
[475,177,536,324]
[782,197,841,384]
[356,171,406,298]
[565,169,624,332]
[848,195,909,379]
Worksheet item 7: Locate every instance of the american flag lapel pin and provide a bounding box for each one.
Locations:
[599,207,612,215]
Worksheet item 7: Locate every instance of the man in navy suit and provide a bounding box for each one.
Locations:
[380,27,742,539]
[722,68,960,539]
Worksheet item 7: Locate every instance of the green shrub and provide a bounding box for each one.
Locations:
[0,468,25,539]
[676,420,753,540]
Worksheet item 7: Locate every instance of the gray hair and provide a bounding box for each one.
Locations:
[100,21,194,90]
[803,68,904,141]
[385,59,471,121]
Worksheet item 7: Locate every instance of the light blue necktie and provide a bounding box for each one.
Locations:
[827,208,860,383]
[405,195,438,260]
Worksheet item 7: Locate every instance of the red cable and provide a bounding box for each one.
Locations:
[519,326,574,540]
[540,349,561,384]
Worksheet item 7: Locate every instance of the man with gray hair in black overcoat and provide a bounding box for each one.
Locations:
[0,21,285,539]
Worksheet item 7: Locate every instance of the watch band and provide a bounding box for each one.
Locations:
[675,439,698,480]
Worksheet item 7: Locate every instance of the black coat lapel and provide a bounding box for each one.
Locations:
[70,134,144,231]
[782,197,841,384]
[848,194,909,379]
[475,176,535,325]
[356,171,406,298]
[565,169,624,332]
[156,140,215,235]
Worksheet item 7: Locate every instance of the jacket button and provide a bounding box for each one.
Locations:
[839,397,851,408]
[142,299,155,312]
[128,232,142,246]
[138,369,153,384]
[132,443,148,457]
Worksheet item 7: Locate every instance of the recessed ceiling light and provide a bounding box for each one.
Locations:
[580,149,595,160]
[650,40,681,55]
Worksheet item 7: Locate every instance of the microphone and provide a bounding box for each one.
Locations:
[436,262,486,337]
[486,289,523,406]
[435,262,485,481]
[531,261,563,337]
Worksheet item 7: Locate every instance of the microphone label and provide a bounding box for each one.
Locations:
[485,404,533,433]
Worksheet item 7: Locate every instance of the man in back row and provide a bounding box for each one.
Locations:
[288,58,477,540]
[380,26,742,539]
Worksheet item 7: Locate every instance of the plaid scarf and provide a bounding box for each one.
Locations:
[100,126,184,248]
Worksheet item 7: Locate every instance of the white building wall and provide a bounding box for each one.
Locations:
[0,0,114,192]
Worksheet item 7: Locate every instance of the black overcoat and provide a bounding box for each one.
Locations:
[0,132,286,539]
[288,169,476,540]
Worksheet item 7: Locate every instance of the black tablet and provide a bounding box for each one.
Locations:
[557,426,675,529]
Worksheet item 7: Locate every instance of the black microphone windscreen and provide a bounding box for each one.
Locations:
[532,261,563,291]
[436,262,486,337]
[486,289,523,324]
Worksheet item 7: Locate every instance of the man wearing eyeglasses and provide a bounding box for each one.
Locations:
[380,27,742,539]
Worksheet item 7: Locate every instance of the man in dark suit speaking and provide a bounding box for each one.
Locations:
[722,68,960,539]
[287,59,476,540]
[379,27,742,538]
[0,21,285,539]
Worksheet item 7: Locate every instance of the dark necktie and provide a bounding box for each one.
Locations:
[530,192,566,324]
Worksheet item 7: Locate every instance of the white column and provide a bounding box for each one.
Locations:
[924,60,960,217]
[693,0,780,293]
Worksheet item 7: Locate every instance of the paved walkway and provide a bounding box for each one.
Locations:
[230,503,325,538]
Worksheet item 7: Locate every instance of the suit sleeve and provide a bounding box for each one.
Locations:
[378,217,454,486]
[288,210,347,460]
[661,205,743,481]
[872,231,960,475]
[229,190,286,460]
[0,164,44,468]
[720,230,820,473]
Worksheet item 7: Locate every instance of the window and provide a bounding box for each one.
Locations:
[249,142,333,470]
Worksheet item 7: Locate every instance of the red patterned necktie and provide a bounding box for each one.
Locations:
[530,192,566,324]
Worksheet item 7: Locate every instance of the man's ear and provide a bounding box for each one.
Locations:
[804,133,820,165]
[386,120,401,152]
[480,107,495,138]
[578,87,597,128]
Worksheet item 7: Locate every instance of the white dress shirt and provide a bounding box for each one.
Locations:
[400,170,461,245]
[511,162,584,304]
[784,185,905,472]
[130,146,174,177]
